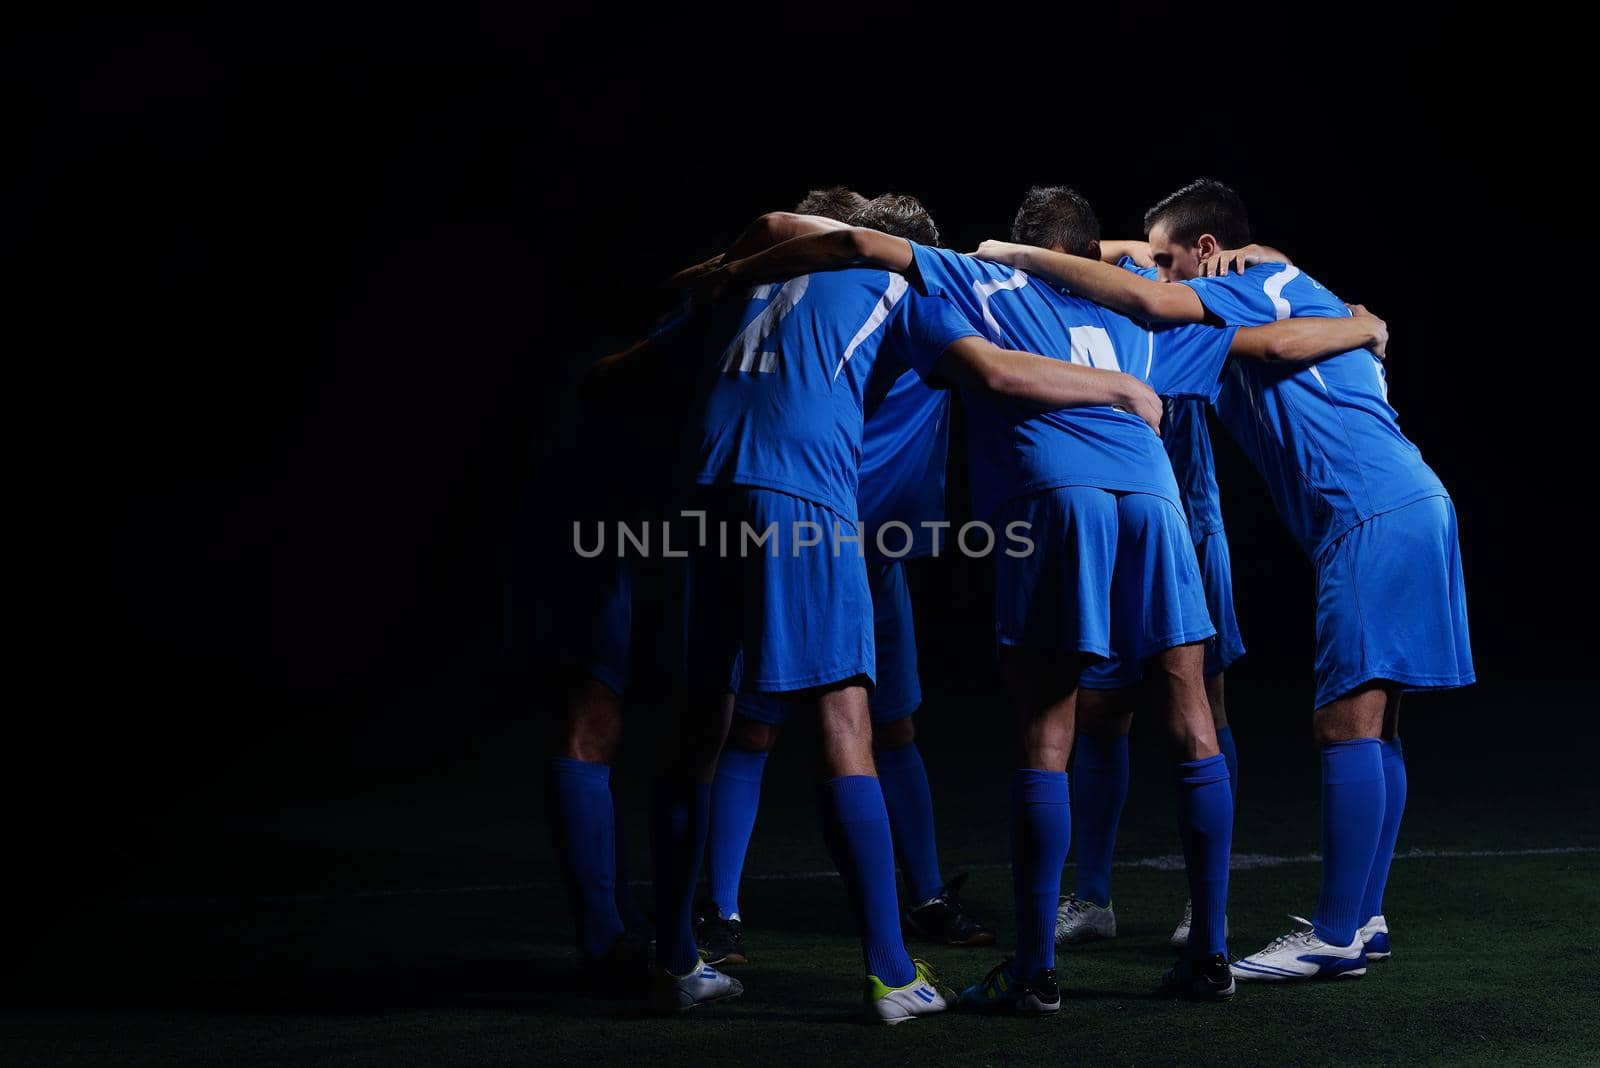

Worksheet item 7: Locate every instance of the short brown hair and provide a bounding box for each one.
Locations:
[848,193,940,246]
[794,186,869,222]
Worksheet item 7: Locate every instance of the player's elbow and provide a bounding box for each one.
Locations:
[973,354,1027,398]
[752,212,798,243]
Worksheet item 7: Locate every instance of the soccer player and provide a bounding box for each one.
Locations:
[707,192,1383,1008]
[974,178,1473,980]
[545,187,869,997]
[1056,226,1284,950]
[699,197,994,968]
[659,195,1173,1021]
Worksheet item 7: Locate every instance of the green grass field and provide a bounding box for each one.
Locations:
[7,704,1599,1066]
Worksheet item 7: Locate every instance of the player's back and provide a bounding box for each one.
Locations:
[690,268,912,519]
[1188,263,1447,558]
[906,244,1182,518]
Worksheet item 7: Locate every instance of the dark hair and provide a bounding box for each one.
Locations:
[1143,179,1251,248]
[848,193,941,246]
[1009,185,1101,256]
[793,186,869,223]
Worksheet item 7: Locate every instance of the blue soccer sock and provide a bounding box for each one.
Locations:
[823,775,914,987]
[548,757,625,960]
[874,742,945,905]
[1011,768,1071,978]
[1174,754,1233,960]
[1070,733,1129,908]
[705,746,769,919]
[1215,724,1239,801]
[1361,737,1408,922]
[650,776,712,976]
[1313,738,1386,946]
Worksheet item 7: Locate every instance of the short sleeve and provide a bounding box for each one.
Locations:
[886,290,983,385]
[1149,322,1238,403]
[1181,270,1278,327]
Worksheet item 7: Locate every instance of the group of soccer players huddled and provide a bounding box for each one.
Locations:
[545,179,1474,1021]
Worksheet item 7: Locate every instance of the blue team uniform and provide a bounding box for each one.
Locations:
[903,243,1238,671]
[679,271,978,694]
[1183,263,1473,706]
[1082,258,1245,687]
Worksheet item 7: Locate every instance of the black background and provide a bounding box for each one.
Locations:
[11,11,1590,915]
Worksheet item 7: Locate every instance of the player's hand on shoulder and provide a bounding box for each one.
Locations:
[1200,244,1277,277]
[971,239,1032,266]
[1346,303,1388,359]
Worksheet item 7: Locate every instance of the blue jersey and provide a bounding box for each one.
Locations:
[858,358,952,559]
[691,271,977,519]
[1116,257,1227,540]
[1183,264,1447,558]
[906,243,1237,519]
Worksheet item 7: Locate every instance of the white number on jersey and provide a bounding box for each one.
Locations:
[1067,325,1122,371]
[719,275,811,373]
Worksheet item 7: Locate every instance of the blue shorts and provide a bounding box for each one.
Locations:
[1000,487,1214,681]
[678,488,875,694]
[1313,494,1474,708]
[1196,528,1247,678]
[1080,523,1243,690]
[735,560,921,725]
[557,553,633,696]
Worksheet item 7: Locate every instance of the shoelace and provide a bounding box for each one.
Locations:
[911,957,946,992]
[980,957,1015,995]
[1261,915,1317,953]
[1062,895,1091,918]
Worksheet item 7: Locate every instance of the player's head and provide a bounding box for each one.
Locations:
[1142,179,1251,281]
[1010,185,1101,259]
[794,186,870,222]
[848,193,941,246]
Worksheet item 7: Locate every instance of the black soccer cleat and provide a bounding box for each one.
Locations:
[904,873,997,947]
[957,957,1061,1015]
[696,909,748,966]
[1158,952,1237,1001]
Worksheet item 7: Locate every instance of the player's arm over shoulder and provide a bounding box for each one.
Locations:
[933,336,1163,431]
[971,240,1208,324]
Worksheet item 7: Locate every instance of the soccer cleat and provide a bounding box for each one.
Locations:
[696,909,748,966]
[956,957,1061,1015]
[904,874,996,947]
[1360,914,1391,960]
[1168,899,1229,950]
[649,961,744,1012]
[866,958,952,1025]
[1158,952,1237,1001]
[1230,916,1367,982]
[1054,892,1116,946]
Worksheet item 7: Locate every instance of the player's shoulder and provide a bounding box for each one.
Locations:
[913,242,1012,281]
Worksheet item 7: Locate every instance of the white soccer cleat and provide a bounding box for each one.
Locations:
[1360,914,1392,960]
[650,961,744,1012]
[1054,892,1116,946]
[1169,899,1229,949]
[866,958,951,1025]
[1230,915,1367,982]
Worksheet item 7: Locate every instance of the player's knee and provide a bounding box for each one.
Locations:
[872,715,916,750]
[728,715,781,753]
[563,707,622,764]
